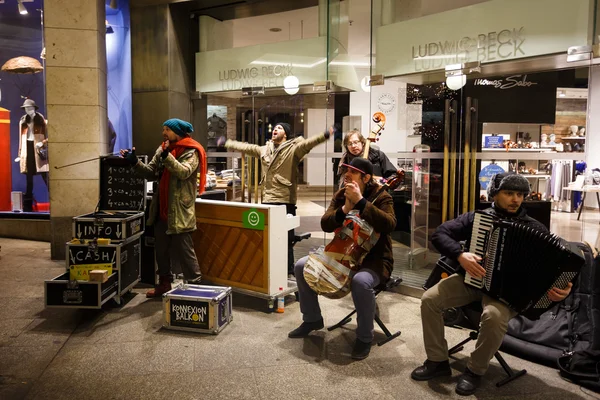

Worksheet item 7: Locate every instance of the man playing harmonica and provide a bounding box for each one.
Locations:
[288,158,396,360]
[412,172,573,396]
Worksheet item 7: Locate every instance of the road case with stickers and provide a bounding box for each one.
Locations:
[72,210,144,243]
[72,155,147,243]
[44,232,143,308]
[162,284,233,334]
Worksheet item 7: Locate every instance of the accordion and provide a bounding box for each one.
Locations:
[465,211,584,319]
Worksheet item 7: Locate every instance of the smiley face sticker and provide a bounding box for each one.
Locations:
[242,208,265,230]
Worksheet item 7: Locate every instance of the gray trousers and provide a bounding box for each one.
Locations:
[294,256,380,343]
[420,273,517,376]
[153,219,202,281]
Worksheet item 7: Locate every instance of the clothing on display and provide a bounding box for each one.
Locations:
[545,160,573,211]
[15,98,49,212]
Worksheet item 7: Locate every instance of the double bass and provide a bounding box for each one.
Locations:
[303,170,405,299]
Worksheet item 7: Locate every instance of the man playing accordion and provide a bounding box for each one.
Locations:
[411,172,573,396]
[288,158,396,360]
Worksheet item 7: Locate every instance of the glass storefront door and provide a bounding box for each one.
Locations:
[362,74,471,287]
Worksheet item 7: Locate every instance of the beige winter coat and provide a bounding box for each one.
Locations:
[225,133,328,204]
[18,113,48,174]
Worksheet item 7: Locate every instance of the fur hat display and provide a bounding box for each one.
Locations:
[487,172,531,199]
[20,98,39,109]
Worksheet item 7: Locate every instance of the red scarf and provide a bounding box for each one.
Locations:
[159,137,207,222]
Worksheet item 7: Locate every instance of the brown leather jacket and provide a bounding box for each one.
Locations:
[321,183,396,282]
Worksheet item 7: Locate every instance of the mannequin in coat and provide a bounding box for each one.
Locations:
[14,98,48,212]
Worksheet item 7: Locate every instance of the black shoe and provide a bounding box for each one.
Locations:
[455,368,482,396]
[185,276,202,285]
[288,319,324,338]
[411,360,452,381]
[351,339,372,360]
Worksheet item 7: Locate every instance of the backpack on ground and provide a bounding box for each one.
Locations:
[501,242,600,392]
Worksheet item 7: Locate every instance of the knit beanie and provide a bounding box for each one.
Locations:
[487,172,531,199]
[163,118,194,137]
[275,122,292,138]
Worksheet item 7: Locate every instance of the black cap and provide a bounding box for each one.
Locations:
[341,157,374,176]
[275,122,291,138]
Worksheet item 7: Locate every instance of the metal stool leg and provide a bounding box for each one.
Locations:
[327,309,356,331]
[374,314,401,346]
[494,352,527,387]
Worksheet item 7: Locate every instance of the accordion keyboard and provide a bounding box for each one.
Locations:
[465,212,494,289]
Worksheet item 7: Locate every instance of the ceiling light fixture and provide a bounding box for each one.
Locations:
[283,75,299,95]
[269,27,282,32]
[360,76,371,92]
[446,75,466,91]
[18,0,28,15]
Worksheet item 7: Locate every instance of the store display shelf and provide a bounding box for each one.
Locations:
[520,174,551,178]
[560,137,586,140]
[482,148,554,152]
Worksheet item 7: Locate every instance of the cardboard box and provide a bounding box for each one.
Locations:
[89,270,108,283]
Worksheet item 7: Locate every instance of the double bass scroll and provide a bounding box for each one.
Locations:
[363,112,386,159]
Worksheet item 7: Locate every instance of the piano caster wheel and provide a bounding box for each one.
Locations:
[267,298,275,313]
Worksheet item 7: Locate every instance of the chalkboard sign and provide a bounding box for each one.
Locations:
[99,156,147,211]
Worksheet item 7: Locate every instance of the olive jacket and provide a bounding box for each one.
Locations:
[225,133,328,204]
[134,146,200,234]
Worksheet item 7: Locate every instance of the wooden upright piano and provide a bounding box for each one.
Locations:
[193,200,300,296]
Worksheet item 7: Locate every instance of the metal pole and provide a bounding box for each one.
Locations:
[462,97,472,214]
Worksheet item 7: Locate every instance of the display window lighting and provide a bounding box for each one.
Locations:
[18,0,28,15]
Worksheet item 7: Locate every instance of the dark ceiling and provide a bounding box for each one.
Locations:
[169,0,319,20]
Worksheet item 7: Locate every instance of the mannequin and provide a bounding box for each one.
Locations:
[578,127,586,137]
[14,98,48,212]
[207,113,226,137]
[569,125,579,137]
[540,133,548,147]
[548,134,557,146]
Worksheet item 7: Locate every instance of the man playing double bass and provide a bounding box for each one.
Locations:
[288,158,396,360]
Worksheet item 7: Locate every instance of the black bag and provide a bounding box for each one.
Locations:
[502,242,600,390]
[557,349,600,392]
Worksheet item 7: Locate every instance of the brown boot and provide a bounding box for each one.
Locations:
[146,275,172,298]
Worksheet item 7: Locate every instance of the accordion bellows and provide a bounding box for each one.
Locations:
[304,211,379,299]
